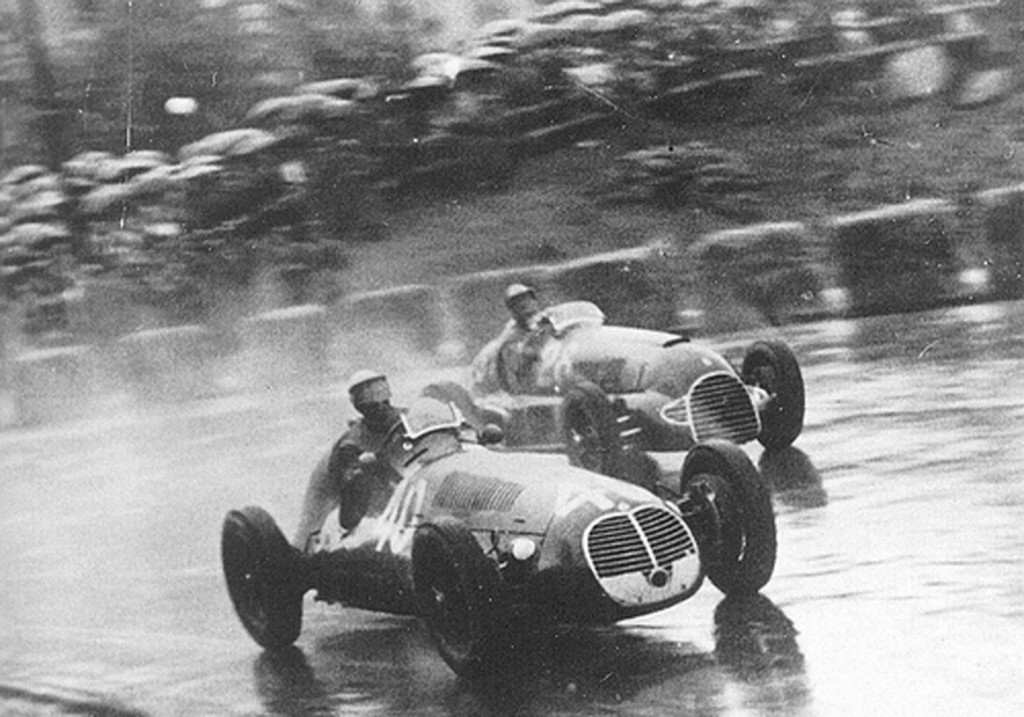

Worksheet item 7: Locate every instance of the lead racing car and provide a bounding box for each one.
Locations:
[424,300,805,488]
[221,399,777,677]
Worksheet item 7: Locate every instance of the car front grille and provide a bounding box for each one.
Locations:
[585,505,696,579]
[659,371,760,444]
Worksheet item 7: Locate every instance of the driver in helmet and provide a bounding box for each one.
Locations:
[504,283,542,333]
[471,282,552,392]
[293,370,403,549]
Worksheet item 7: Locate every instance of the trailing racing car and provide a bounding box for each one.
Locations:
[424,300,805,487]
[221,399,777,677]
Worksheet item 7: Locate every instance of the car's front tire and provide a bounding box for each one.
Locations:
[412,518,505,678]
[561,382,626,475]
[741,340,805,450]
[222,506,304,649]
[681,441,777,596]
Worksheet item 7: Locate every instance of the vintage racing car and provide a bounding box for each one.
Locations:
[221,399,777,677]
[424,300,805,487]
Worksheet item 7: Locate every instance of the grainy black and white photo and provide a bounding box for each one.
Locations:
[1,1,1022,715]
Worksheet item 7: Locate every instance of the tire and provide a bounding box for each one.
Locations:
[741,340,805,450]
[222,506,304,649]
[422,381,483,429]
[681,441,777,596]
[412,518,504,678]
[560,382,626,478]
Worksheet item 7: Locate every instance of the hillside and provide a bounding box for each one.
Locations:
[344,86,1024,294]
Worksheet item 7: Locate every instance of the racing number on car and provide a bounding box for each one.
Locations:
[375,477,427,554]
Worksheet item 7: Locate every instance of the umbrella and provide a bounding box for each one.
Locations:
[534,1,602,23]
[179,129,275,161]
[465,45,518,63]
[5,222,71,249]
[9,190,66,223]
[244,93,358,125]
[1,164,48,187]
[595,9,654,32]
[80,183,135,215]
[295,77,377,100]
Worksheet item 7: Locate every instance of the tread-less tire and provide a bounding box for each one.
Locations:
[741,340,805,450]
[222,506,304,649]
[681,441,777,596]
[412,517,505,678]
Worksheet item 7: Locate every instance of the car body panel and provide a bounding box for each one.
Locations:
[467,301,760,452]
[304,426,704,623]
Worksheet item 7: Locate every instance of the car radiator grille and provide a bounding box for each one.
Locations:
[585,506,696,579]
[660,371,760,444]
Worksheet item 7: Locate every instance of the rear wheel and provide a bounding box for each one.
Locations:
[681,441,777,595]
[742,340,805,450]
[222,506,304,649]
[412,518,504,678]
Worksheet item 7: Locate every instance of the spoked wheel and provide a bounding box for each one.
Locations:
[681,441,777,596]
[741,340,805,450]
[561,382,625,477]
[222,506,304,649]
[412,518,505,678]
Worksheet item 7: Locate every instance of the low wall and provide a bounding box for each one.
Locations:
[3,181,1023,427]
[825,199,963,316]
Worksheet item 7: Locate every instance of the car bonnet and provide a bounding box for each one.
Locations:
[415,447,659,535]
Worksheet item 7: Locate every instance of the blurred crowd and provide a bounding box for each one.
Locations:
[0,0,1000,338]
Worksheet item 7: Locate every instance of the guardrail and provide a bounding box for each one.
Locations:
[3,177,1022,426]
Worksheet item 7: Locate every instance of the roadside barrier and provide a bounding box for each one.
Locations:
[332,284,449,372]
[115,325,221,402]
[13,344,99,424]
[824,199,961,316]
[239,305,329,389]
[977,183,1024,299]
[5,179,1024,425]
[545,243,680,331]
[690,223,825,332]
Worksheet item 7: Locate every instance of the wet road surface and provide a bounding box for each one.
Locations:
[1,300,1022,716]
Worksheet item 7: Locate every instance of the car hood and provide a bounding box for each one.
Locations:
[557,325,735,396]
[415,446,659,535]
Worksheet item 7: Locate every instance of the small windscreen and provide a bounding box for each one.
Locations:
[400,398,463,439]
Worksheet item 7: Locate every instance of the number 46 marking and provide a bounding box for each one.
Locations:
[375,478,427,554]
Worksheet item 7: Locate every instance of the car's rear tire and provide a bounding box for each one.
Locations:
[741,340,805,450]
[561,382,626,477]
[412,518,504,678]
[222,506,304,649]
[681,441,777,596]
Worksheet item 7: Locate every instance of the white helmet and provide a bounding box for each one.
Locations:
[347,369,390,405]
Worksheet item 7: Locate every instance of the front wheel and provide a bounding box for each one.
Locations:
[742,340,805,450]
[681,441,777,596]
[412,518,505,678]
[222,506,304,649]
[561,382,625,476]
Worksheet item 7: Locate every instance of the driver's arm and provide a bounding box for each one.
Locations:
[292,438,362,550]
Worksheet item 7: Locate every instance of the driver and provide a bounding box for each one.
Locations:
[293,370,403,549]
[505,283,543,334]
[471,283,551,392]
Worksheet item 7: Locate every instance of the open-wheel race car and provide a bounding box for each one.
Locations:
[221,399,777,677]
[424,300,805,488]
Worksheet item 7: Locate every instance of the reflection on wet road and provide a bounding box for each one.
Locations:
[1,301,1022,715]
